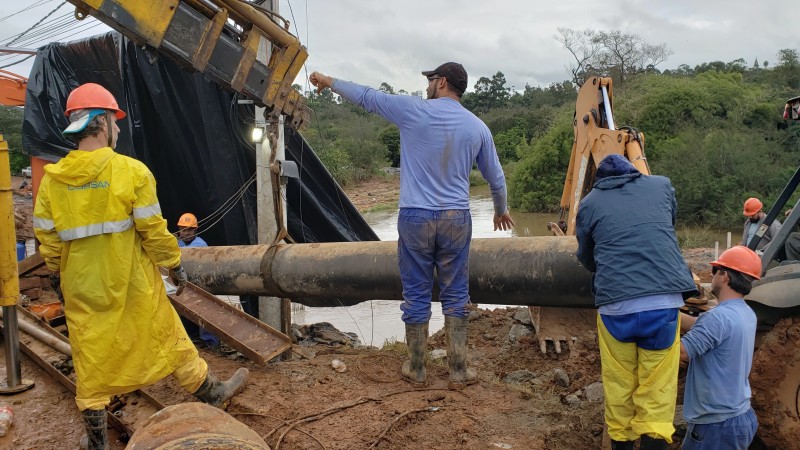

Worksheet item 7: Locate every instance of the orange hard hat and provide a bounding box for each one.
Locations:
[743,197,763,216]
[710,245,762,279]
[177,213,198,228]
[64,83,126,119]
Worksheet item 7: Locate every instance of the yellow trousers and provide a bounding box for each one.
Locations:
[597,313,679,443]
[78,354,208,411]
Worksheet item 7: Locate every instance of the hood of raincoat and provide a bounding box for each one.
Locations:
[45,147,116,186]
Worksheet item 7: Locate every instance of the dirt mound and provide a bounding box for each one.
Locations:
[751,317,800,449]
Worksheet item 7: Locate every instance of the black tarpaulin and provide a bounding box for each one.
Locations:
[22,32,378,245]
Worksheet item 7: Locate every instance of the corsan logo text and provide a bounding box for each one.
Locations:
[68,181,110,190]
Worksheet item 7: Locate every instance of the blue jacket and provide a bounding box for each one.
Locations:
[575,157,697,306]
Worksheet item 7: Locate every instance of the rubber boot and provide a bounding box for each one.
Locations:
[80,409,108,450]
[639,435,668,450]
[610,440,634,450]
[445,315,478,389]
[401,322,428,386]
[193,368,249,408]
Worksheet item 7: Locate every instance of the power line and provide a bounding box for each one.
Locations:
[5,1,66,46]
[0,20,103,69]
[0,0,54,24]
[1,13,73,45]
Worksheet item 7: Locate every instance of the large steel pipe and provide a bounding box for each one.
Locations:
[182,237,594,308]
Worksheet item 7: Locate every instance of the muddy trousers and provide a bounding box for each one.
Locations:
[77,354,208,411]
[397,208,472,324]
[597,311,680,443]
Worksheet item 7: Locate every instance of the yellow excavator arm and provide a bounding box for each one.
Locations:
[558,76,649,235]
[66,0,310,129]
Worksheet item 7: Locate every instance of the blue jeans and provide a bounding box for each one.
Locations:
[397,208,471,324]
[682,408,758,450]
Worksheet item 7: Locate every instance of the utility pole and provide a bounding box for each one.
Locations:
[255,0,291,354]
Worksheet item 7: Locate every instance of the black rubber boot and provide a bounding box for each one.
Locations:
[193,368,249,408]
[639,435,668,450]
[81,409,108,450]
[610,440,635,450]
[445,315,478,389]
[401,322,428,386]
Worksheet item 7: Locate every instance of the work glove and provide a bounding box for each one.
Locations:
[169,265,188,296]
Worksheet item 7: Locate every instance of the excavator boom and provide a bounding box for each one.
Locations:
[0,69,27,107]
[559,76,649,234]
[65,0,310,129]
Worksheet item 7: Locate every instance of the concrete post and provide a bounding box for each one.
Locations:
[255,1,290,338]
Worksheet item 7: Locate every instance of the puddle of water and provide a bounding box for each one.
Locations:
[292,186,554,345]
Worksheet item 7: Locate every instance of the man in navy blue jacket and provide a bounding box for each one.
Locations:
[576,154,697,450]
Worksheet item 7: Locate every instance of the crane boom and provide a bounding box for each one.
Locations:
[0,70,27,107]
[66,0,311,129]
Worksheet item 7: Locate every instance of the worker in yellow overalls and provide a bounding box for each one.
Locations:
[33,83,248,450]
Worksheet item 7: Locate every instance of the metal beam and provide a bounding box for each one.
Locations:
[0,47,37,55]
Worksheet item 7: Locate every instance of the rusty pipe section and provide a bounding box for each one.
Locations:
[181,237,594,308]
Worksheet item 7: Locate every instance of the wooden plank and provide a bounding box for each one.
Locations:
[19,277,42,291]
[17,253,45,277]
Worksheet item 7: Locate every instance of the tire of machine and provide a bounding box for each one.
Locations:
[750,317,800,449]
[126,402,270,449]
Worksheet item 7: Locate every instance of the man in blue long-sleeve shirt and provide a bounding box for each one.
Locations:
[310,63,513,389]
[680,245,760,450]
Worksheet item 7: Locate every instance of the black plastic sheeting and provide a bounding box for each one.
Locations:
[22,32,378,246]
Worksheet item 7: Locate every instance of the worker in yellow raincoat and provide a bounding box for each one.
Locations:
[32,83,249,450]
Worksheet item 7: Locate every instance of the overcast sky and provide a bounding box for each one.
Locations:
[2,0,800,94]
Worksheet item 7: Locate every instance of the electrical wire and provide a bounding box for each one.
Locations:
[0,0,55,24]
[196,173,257,228]
[171,175,258,239]
[4,1,66,46]
[1,13,73,45]
[0,20,104,69]
[0,55,34,70]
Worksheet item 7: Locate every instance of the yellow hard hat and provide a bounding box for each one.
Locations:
[177,213,198,228]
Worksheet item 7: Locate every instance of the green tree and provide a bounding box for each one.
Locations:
[466,72,510,111]
[379,126,400,167]
[379,82,395,94]
[0,106,26,173]
[508,109,574,211]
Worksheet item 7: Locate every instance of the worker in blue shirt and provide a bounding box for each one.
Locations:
[680,245,761,449]
[310,63,514,389]
[177,213,208,248]
[175,212,216,346]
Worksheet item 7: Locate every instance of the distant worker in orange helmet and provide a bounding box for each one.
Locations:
[679,246,761,449]
[32,83,248,450]
[741,197,781,251]
[175,212,217,346]
[177,212,207,248]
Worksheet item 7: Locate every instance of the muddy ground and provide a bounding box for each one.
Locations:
[1,307,609,450]
[3,175,734,449]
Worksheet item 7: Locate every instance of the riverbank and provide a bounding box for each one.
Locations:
[342,173,401,213]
